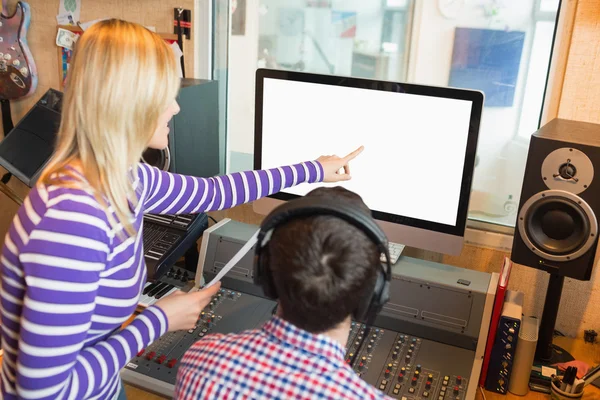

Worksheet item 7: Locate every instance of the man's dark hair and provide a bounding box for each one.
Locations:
[267,186,380,333]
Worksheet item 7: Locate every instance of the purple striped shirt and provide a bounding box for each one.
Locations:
[0,160,323,400]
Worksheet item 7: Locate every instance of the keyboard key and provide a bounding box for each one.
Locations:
[142,282,158,295]
[147,282,167,297]
[155,284,175,299]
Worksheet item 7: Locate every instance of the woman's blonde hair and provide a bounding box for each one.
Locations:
[39,19,180,236]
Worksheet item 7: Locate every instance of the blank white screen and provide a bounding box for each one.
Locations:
[260,78,473,226]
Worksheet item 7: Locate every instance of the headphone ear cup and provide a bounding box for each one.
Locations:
[254,247,278,299]
[354,267,389,323]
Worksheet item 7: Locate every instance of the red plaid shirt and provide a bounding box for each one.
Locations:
[174,316,392,399]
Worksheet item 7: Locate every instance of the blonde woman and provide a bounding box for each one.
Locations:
[0,19,363,400]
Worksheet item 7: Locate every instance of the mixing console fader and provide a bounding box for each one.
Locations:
[343,323,470,400]
[122,283,277,396]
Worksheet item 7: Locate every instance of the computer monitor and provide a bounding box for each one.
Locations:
[252,69,483,256]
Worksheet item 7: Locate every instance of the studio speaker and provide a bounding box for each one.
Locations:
[142,78,221,177]
[511,118,600,280]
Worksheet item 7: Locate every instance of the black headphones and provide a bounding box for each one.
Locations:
[253,196,392,323]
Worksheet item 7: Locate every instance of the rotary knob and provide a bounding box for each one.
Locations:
[358,356,367,371]
[384,364,392,378]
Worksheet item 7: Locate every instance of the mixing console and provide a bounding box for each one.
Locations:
[122,219,496,399]
[343,322,470,400]
[124,274,472,399]
[123,272,277,396]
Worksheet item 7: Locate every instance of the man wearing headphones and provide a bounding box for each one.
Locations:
[174,186,393,399]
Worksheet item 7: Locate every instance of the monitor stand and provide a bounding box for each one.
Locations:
[535,273,575,364]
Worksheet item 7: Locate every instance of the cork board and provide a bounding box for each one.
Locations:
[1,0,196,137]
[56,25,178,90]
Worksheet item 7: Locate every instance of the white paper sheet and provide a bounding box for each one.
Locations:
[170,42,184,78]
[56,13,75,26]
[79,18,109,31]
[58,0,81,24]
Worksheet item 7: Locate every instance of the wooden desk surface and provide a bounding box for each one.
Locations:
[123,336,600,399]
[1,327,594,399]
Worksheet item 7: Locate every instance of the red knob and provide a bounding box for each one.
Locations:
[167,358,177,368]
[137,349,145,357]
[146,351,156,360]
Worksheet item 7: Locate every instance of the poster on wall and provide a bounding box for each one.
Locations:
[232,0,246,35]
[332,11,357,38]
[449,27,525,107]
[57,0,81,25]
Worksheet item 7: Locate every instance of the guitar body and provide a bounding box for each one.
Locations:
[0,1,37,100]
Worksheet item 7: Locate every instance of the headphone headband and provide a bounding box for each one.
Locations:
[254,194,392,324]
[258,197,389,260]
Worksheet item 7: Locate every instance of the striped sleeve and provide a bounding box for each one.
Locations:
[14,200,168,400]
[136,161,324,214]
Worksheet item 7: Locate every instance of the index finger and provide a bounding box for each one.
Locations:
[343,145,364,162]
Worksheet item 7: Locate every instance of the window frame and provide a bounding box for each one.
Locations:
[464,0,578,246]
[511,0,563,147]
[217,0,577,248]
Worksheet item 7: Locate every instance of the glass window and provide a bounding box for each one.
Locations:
[225,0,561,228]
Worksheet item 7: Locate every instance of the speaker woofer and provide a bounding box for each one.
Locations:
[518,190,598,262]
[141,147,171,171]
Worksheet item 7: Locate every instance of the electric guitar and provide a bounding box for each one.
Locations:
[0,0,37,101]
[0,0,37,184]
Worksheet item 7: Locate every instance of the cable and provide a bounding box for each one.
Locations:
[208,216,218,224]
[0,181,23,206]
[480,385,487,400]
